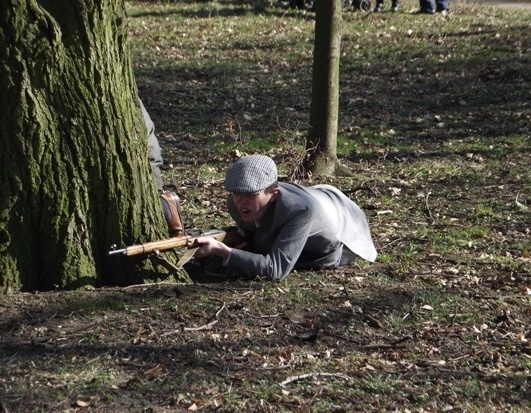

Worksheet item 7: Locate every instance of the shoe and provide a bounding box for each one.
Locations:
[358,0,372,11]
[374,3,384,12]
[160,191,185,237]
[391,4,399,11]
[413,8,434,14]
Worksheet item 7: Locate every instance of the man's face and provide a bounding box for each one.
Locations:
[231,189,279,224]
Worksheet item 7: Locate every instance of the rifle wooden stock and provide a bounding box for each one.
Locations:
[108,227,241,257]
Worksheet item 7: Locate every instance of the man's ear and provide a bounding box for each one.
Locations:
[269,187,280,203]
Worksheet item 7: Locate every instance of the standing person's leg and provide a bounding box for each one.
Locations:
[140,99,164,192]
[147,133,164,192]
[436,0,449,12]
[391,0,399,12]
[139,98,185,237]
[374,0,385,12]
[418,0,435,13]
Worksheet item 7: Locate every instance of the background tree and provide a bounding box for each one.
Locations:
[0,0,172,293]
[303,0,343,177]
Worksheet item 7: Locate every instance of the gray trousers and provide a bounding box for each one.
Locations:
[140,99,164,192]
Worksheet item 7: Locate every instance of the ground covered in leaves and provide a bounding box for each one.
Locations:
[1,1,530,412]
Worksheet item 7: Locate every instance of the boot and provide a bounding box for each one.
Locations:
[160,191,184,237]
[391,0,399,11]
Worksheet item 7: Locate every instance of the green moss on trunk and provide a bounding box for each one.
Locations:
[0,0,177,292]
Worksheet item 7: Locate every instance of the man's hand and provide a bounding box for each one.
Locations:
[193,227,246,260]
[193,236,232,259]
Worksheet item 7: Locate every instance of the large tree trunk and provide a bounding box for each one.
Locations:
[0,0,172,292]
[304,0,342,177]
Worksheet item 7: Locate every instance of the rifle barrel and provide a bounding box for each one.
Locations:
[107,227,241,258]
[107,248,127,256]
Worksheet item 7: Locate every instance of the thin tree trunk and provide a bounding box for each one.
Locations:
[0,0,173,292]
[304,0,342,177]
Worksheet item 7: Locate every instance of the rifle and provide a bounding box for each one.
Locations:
[107,227,243,270]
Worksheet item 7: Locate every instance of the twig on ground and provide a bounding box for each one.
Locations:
[247,313,281,319]
[280,372,353,387]
[385,237,404,246]
[342,282,382,329]
[122,281,191,289]
[184,319,218,332]
[162,299,225,336]
[161,319,219,337]
[362,343,407,351]
[390,335,413,345]
[359,313,382,329]
[210,299,226,321]
[325,332,360,344]
[425,190,435,224]
[342,186,377,197]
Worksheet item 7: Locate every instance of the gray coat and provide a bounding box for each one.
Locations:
[140,99,164,192]
[225,182,377,280]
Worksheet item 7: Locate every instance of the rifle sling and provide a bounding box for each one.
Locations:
[148,249,182,273]
[176,247,199,268]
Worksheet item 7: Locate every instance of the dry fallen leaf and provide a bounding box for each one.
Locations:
[144,364,164,377]
[340,300,352,308]
[389,187,401,196]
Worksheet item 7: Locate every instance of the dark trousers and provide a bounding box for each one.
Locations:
[419,0,449,12]
[375,0,398,7]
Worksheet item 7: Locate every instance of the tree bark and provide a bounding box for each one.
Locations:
[304,0,342,177]
[0,0,172,292]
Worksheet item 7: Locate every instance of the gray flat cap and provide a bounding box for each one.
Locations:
[225,155,278,194]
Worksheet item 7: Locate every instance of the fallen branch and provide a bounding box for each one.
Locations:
[280,372,353,387]
[184,319,218,332]
[122,281,191,289]
[342,185,377,197]
[211,300,226,320]
[362,343,407,351]
[425,190,435,224]
[160,319,219,337]
[359,313,382,329]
